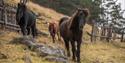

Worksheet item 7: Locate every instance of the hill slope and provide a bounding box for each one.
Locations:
[0,0,125,63]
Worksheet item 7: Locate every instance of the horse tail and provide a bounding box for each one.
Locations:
[59,17,69,26]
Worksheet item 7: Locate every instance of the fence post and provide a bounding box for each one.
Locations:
[4,7,7,30]
[121,28,124,42]
[0,0,5,30]
[91,23,94,42]
[91,20,96,42]
[100,26,104,40]
[106,27,112,42]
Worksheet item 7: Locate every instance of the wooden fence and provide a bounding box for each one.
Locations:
[0,1,20,31]
[90,22,125,42]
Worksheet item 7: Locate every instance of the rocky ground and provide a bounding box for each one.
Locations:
[0,0,125,63]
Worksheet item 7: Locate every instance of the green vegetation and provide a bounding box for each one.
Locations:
[32,0,101,20]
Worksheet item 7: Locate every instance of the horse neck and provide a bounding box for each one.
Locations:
[22,9,29,19]
[22,5,28,15]
[68,10,78,28]
[69,15,79,30]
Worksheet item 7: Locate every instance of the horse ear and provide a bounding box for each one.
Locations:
[77,8,82,11]
[20,0,23,3]
[23,0,28,5]
[18,3,20,6]
[83,8,89,17]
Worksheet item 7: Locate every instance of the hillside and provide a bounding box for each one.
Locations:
[31,0,78,16]
[0,0,125,63]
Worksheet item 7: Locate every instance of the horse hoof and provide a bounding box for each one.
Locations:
[77,61,81,63]
[58,38,61,41]
[24,36,29,39]
[67,54,70,57]
[72,58,76,62]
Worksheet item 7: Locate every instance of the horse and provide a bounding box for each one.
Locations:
[59,8,89,63]
[48,21,60,43]
[16,0,37,38]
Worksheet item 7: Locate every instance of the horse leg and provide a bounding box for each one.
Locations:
[27,27,30,35]
[52,35,55,43]
[76,40,82,63]
[71,40,76,61]
[64,39,70,57]
[57,32,61,41]
[20,26,27,36]
[31,25,36,38]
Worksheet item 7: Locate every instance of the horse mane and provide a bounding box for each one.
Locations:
[68,10,79,29]
[83,8,90,20]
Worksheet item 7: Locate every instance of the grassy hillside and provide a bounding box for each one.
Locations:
[1,31,125,63]
[31,0,80,16]
[0,0,125,63]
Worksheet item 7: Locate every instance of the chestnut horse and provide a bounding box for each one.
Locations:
[48,21,60,43]
[59,8,89,63]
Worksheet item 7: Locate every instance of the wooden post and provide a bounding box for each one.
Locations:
[113,32,116,40]
[121,28,124,42]
[91,23,94,42]
[106,27,112,42]
[91,20,96,42]
[0,0,4,30]
[4,7,7,30]
[100,25,105,41]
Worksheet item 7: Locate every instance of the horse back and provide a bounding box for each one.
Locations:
[59,18,72,39]
[59,17,69,26]
[24,10,36,27]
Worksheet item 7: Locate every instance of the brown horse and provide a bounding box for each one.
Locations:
[59,8,89,63]
[48,21,60,43]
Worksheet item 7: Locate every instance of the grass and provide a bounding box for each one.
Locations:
[0,0,125,63]
[81,42,125,63]
[0,30,125,63]
[0,32,56,63]
[1,26,125,63]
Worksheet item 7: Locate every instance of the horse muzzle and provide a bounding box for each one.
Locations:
[79,26,83,30]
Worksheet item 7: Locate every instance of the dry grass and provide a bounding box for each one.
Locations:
[0,32,57,63]
[1,31,125,63]
[81,42,125,63]
[0,0,125,63]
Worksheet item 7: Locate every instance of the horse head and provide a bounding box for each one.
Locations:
[16,0,27,23]
[77,8,89,30]
[70,8,89,31]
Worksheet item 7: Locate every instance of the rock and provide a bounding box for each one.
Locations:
[23,49,32,63]
[12,37,68,63]
[45,56,68,63]
[0,53,8,59]
[35,45,66,58]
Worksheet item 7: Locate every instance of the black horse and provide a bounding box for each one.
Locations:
[59,8,89,63]
[16,1,37,38]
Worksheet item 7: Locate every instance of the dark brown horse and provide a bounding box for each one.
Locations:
[48,21,60,43]
[16,0,37,38]
[59,8,89,63]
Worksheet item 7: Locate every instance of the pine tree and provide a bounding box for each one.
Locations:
[100,0,124,31]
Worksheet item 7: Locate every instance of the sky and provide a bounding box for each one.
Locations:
[117,0,125,17]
